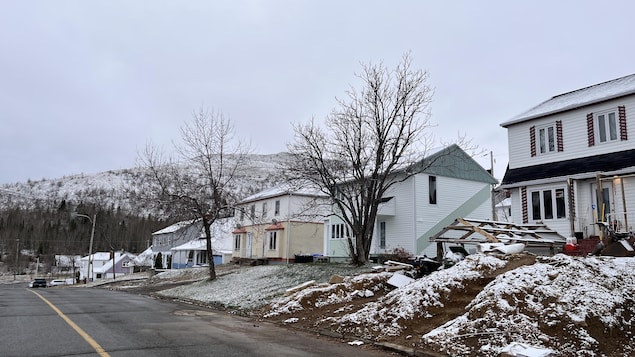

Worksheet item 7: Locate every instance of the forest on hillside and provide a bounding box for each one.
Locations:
[0,199,174,275]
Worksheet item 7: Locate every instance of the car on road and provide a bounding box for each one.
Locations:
[49,279,67,287]
[29,278,47,288]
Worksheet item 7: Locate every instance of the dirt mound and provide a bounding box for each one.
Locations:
[261,253,635,356]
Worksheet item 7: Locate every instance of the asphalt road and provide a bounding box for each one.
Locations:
[0,284,393,357]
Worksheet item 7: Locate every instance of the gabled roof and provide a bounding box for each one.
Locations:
[238,181,327,204]
[152,220,200,235]
[414,144,498,184]
[501,149,635,186]
[501,73,635,127]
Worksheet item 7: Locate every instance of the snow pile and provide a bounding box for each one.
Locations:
[259,253,635,356]
[326,254,507,339]
[422,254,635,356]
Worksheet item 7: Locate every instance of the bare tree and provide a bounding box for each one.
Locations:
[287,53,434,265]
[137,108,250,279]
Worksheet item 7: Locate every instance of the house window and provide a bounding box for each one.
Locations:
[275,200,280,216]
[250,204,255,219]
[330,223,350,239]
[240,207,245,221]
[536,124,556,154]
[262,202,268,216]
[530,188,566,221]
[197,252,207,265]
[234,234,241,251]
[268,231,277,250]
[429,176,437,204]
[596,110,619,143]
[379,221,386,249]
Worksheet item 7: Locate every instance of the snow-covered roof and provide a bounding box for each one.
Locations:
[171,238,207,251]
[152,220,199,235]
[501,73,635,127]
[238,181,326,204]
[132,246,154,266]
[171,238,231,255]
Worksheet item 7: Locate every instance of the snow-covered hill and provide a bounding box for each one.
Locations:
[0,153,292,217]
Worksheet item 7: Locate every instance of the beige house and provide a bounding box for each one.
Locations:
[232,182,330,263]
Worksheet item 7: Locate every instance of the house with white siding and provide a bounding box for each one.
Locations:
[232,182,330,262]
[324,144,498,261]
[500,73,635,240]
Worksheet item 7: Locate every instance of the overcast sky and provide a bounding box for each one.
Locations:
[1,1,634,185]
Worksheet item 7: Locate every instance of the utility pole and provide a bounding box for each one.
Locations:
[14,238,19,280]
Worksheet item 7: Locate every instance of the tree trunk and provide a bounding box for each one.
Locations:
[203,217,217,280]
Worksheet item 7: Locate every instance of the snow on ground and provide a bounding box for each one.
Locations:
[157,263,371,312]
[150,254,635,356]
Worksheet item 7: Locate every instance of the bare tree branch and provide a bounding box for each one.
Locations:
[136,108,251,279]
[286,53,435,265]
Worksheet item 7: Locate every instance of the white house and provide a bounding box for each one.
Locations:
[325,144,498,261]
[232,182,330,262]
[80,251,136,281]
[500,73,635,240]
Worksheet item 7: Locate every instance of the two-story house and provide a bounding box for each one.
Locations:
[232,182,330,262]
[500,73,635,240]
[325,144,498,261]
[151,220,202,268]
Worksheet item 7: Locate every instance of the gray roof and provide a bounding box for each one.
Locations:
[501,73,635,127]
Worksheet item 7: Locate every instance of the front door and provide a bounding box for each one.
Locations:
[591,183,612,224]
[246,232,253,258]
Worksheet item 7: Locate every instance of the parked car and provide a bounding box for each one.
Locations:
[49,279,66,287]
[29,278,47,288]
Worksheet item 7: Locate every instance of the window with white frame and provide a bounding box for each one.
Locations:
[596,109,619,143]
[275,200,280,216]
[268,231,277,250]
[234,234,241,251]
[262,202,268,216]
[330,223,350,239]
[536,124,557,154]
[250,204,255,219]
[530,188,566,220]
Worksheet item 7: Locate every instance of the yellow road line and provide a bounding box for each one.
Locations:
[29,290,111,357]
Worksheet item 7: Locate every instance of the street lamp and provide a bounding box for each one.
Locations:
[72,212,96,282]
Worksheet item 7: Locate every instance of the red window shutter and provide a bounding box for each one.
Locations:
[529,126,536,157]
[556,120,563,152]
[586,113,595,147]
[619,105,627,141]
[521,187,528,224]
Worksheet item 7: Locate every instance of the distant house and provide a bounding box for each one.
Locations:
[500,73,635,239]
[52,254,81,274]
[151,220,202,268]
[80,251,135,281]
[495,197,512,222]
[170,218,234,267]
[152,218,234,269]
[325,144,498,261]
[232,182,330,262]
